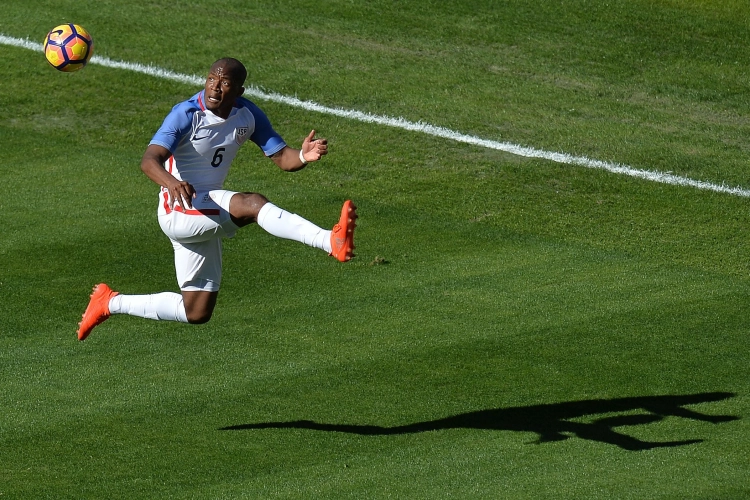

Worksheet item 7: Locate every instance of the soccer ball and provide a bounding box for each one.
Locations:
[43,24,94,72]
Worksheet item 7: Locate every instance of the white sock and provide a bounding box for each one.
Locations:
[109,293,188,323]
[257,202,332,253]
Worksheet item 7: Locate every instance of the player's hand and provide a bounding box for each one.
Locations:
[301,129,328,162]
[167,180,196,211]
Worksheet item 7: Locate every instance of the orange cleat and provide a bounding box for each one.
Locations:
[77,283,119,341]
[330,200,357,262]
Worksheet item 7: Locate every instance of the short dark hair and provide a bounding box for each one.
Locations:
[211,58,247,86]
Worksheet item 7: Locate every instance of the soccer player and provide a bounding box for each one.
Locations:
[77,57,357,340]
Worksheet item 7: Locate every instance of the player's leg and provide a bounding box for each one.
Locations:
[107,286,216,326]
[168,239,223,324]
[181,290,218,324]
[77,213,227,340]
[124,205,224,325]
[228,192,329,249]
[77,285,190,341]
[227,192,358,261]
[109,291,189,322]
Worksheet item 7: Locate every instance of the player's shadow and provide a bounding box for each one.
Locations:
[220,392,738,451]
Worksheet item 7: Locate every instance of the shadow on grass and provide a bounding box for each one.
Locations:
[220,392,738,451]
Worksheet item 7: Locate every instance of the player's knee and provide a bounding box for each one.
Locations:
[185,309,213,325]
[241,192,269,216]
[230,192,269,225]
[186,309,213,324]
[181,290,218,324]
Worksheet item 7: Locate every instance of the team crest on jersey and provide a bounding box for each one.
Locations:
[235,127,249,144]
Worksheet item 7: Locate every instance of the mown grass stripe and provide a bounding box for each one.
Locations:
[3,33,748,198]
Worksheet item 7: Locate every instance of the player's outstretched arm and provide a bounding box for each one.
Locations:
[271,130,328,172]
[141,144,196,210]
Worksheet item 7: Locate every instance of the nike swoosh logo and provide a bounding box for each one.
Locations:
[193,134,211,140]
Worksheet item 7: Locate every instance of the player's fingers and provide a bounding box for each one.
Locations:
[185,186,195,209]
[173,183,194,210]
[171,187,187,211]
[167,186,176,207]
[174,190,184,211]
[179,191,193,210]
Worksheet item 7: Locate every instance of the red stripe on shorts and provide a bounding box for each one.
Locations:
[162,190,221,216]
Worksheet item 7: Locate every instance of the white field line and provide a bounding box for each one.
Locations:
[4,33,749,198]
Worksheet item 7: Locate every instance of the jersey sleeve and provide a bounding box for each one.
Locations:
[242,99,287,156]
[149,100,199,152]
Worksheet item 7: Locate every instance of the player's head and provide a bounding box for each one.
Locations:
[204,58,247,118]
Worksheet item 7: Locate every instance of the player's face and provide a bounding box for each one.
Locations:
[204,63,245,118]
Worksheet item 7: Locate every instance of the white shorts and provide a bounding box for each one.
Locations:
[157,189,240,292]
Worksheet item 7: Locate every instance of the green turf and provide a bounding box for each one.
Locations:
[1,0,748,498]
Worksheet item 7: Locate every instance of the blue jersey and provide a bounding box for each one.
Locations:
[149,90,286,192]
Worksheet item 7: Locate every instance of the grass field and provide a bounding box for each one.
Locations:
[1,0,749,498]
